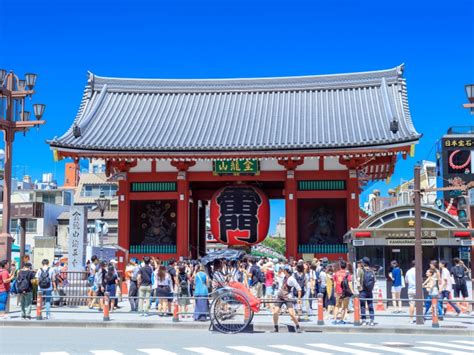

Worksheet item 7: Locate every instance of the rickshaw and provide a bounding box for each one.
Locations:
[201,249,260,334]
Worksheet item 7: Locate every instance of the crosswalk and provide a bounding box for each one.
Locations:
[39,340,474,355]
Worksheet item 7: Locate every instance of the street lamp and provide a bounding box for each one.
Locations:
[95,191,110,217]
[94,191,110,259]
[0,70,46,263]
[464,84,474,114]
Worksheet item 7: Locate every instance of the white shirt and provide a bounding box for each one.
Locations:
[405,267,416,293]
[441,268,453,292]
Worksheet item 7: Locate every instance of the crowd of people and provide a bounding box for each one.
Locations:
[0,253,471,329]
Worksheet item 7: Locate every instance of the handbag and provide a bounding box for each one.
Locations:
[52,289,61,302]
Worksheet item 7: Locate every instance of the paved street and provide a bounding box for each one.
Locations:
[1,327,473,355]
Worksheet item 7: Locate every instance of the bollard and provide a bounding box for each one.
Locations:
[36,290,43,320]
[317,293,324,325]
[375,288,385,311]
[353,294,361,326]
[103,292,110,321]
[172,300,179,322]
[431,297,439,328]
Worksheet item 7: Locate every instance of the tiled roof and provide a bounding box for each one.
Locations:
[49,65,420,153]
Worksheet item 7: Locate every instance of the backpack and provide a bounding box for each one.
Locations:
[39,268,52,289]
[16,271,30,293]
[293,272,306,296]
[362,269,375,292]
[179,273,189,295]
[452,265,465,282]
[341,273,353,298]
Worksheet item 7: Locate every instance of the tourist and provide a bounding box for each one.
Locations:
[263,261,275,309]
[359,257,375,326]
[193,264,210,321]
[93,261,107,311]
[439,260,461,316]
[423,269,440,318]
[405,260,417,323]
[16,262,36,320]
[451,258,469,312]
[35,259,57,319]
[126,258,140,312]
[155,265,173,316]
[389,260,403,313]
[105,263,119,311]
[272,265,302,333]
[248,257,264,298]
[137,256,153,316]
[177,264,191,317]
[333,260,353,324]
[0,260,14,319]
[325,265,336,318]
[427,260,443,319]
[87,256,99,309]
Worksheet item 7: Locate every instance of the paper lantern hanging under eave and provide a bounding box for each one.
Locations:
[210,185,270,246]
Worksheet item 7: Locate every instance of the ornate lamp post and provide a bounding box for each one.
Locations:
[95,191,110,259]
[0,70,46,263]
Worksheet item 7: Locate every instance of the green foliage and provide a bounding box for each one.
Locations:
[261,236,286,256]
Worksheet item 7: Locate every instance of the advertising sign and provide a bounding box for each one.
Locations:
[68,206,87,271]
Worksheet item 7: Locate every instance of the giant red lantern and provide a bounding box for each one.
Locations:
[210,185,270,246]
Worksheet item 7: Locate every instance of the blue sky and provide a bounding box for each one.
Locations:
[1,0,473,234]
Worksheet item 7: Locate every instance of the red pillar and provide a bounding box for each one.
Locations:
[346,169,360,229]
[176,171,190,259]
[117,179,130,271]
[189,198,198,259]
[285,169,298,259]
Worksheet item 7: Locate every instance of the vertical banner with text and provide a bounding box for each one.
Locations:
[68,206,87,271]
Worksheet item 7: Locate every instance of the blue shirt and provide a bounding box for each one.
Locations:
[194,271,209,296]
[391,267,402,287]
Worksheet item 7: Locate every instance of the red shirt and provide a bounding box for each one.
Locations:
[265,269,275,287]
[0,269,10,292]
[334,270,351,295]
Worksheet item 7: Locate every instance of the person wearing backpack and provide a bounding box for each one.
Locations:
[359,257,375,326]
[177,264,191,317]
[333,260,353,324]
[272,265,302,333]
[451,258,469,312]
[35,259,57,319]
[16,262,36,319]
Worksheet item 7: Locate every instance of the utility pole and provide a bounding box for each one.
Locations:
[414,164,424,324]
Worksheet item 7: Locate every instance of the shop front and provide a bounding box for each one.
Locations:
[345,205,473,299]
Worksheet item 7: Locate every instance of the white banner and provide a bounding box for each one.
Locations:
[68,206,87,271]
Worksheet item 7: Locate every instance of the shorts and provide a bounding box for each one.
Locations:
[335,294,349,309]
[391,286,402,293]
[453,283,469,298]
[265,285,275,297]
[408,292,416,306]
[274,296,294,309]
[0,291,8,311]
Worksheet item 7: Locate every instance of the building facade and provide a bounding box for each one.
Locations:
[49,65,420,267]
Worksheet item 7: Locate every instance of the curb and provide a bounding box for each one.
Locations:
[1,320,473,336]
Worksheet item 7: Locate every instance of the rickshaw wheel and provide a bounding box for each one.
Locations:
[210,288,253,334]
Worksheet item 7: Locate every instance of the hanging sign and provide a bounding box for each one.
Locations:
[68,206,87,271]
[210,185,269,246]
[213,159,260,175]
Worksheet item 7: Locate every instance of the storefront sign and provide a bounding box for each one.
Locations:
[68,206,87,271]
[213,159,260,175]
[386,238,435,246]
[352,239,365,246]
[210,185,269,246]
[375,229,449,238]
